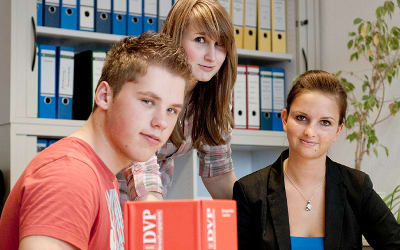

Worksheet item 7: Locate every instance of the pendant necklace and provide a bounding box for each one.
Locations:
[283,162,325,212]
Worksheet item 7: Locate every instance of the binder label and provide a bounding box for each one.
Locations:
[260,0,271,30]
[80,0,93,6]
[273,0,286,32]
[245,0,257,28]
[97,0,111,10]
[45,0,59,5]
[62,0,76,6]
[129,0,142,15]
[144,0,157,16]
[232,0,243,26]
[41,50,56,96]
[273,72,285,111]
[59,51,74,96]
[113,0,126,13]
[260,71,272,112]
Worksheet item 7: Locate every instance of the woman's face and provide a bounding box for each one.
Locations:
[181,23,227,85]
[282,91,344,161]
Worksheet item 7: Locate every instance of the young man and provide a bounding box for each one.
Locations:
[0,32,191,250]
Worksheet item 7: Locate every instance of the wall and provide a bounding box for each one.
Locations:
[0,0,11,125]
[320,0,400,195]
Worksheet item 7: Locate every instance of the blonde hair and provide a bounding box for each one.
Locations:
[93,32,192,111]
[163,0,237,149]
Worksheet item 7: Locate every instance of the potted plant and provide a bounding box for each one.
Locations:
[336,0,400,221]
[383,185,400,222]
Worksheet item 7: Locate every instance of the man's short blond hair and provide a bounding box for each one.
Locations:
[93,32,192,111]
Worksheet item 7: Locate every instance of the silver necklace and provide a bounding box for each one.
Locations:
[283,162,325,212]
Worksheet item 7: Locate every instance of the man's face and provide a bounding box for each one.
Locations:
[105,65,185,163]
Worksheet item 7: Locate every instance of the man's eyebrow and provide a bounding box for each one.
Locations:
[137,91,161,100]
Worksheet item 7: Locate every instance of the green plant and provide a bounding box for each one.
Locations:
[383,185,400,223]
[336,0,400,171]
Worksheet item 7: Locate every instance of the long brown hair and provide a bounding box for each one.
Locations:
[162,0,237,149]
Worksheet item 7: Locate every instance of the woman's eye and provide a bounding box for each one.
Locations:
[142,99,153,105]
[167,108,178,114]
[295,115,306,121]
[321,120,331,126]
[194,37,205,43]
[215,41,224,47]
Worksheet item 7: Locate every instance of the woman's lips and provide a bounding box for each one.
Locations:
[141,133,161,146]
[199,64,214,72]
[300,139,317,146]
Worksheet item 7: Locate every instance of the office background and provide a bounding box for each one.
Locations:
[0,0,399,201]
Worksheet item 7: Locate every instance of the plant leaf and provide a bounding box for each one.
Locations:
[382,145,389,157]
[346,132,358,142]
[391,27,400,38]
[341,78,355,92]
[345,114,358,128]
[385,1,395,12]
[390,37,399,50]
[361,24,367,37]
[383,185,400,221]
[373,148,378,157]
[373,34,380,46]
[352,101,362,109]
[354,18,362,25]
[347,39,354,49]
[376,6,384,18]
[389,101,400,115]
[362,81,369,92]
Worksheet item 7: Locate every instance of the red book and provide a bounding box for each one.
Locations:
[123,200,238,250]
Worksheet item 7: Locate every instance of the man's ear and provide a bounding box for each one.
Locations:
[94,81,113,110]
[281,108,288,132]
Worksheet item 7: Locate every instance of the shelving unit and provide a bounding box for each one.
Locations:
[0,0,319,199]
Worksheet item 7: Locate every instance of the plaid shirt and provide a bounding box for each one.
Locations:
[118,116,233,203]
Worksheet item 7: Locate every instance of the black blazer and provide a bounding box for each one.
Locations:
[233,149,400,250]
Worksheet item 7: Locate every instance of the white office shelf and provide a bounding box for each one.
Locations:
[13,118,84,137]
[11,117,288,148]
[237,49,293,62]
[36,26,125,48]
[37,27,293,61]
[231,129,288,148]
